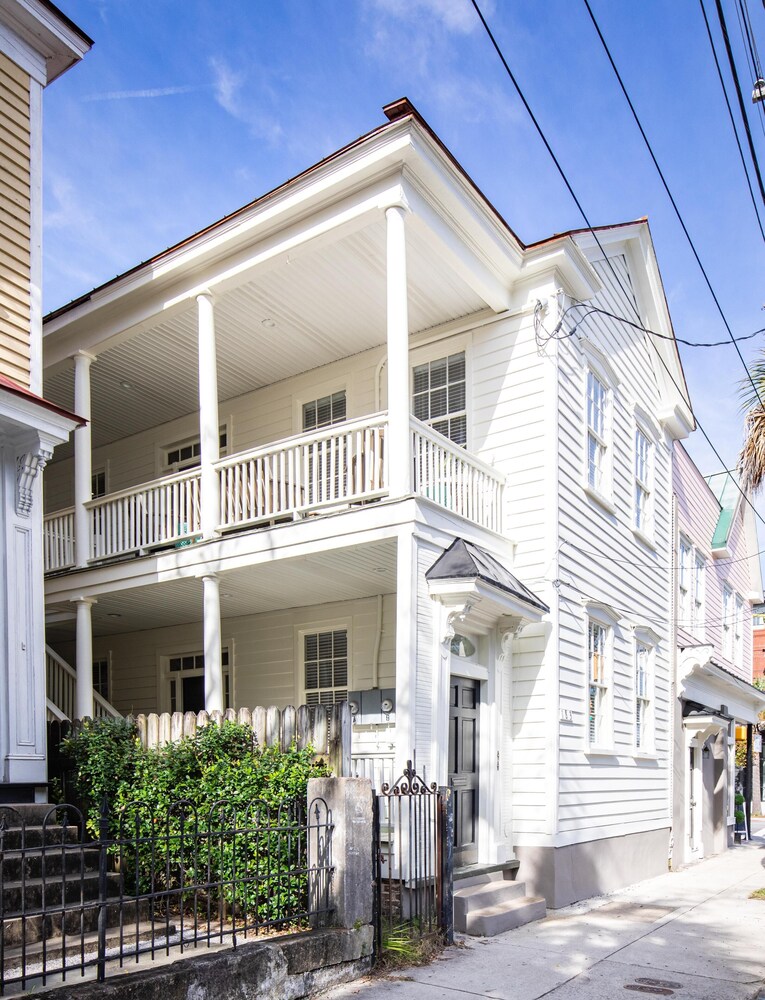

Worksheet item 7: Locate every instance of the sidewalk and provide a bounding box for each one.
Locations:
[325,822,765,1000]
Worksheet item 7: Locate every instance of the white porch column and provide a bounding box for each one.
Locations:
[197,291,220,539]
[385,204,411,498]
[73,351,95,567]
[202,573,223,713]
[73,597,96,720]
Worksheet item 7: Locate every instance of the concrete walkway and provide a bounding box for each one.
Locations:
[325,821,765,1000]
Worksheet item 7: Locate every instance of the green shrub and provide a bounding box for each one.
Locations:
[61,718,331,923]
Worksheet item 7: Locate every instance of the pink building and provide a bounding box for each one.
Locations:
[672,442,764,863]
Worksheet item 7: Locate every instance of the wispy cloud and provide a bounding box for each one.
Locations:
[83,85,202,102]
[367,0,494,34]
[209,56,283,144]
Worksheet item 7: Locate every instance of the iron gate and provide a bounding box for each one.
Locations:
[373,761,453,954]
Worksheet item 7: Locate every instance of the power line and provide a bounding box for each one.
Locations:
[698,0,765,243]
[713,0,765,214]
[734,0,765,140]
[582,0,765,413]
[468,0,765,549]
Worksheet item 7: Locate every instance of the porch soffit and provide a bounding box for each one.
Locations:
[678,644,765,724]
[45,537,397,642]
[43,216,485,452]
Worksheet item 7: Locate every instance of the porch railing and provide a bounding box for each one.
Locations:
[217,413,388,530]
[411,418,505,533]
[45,645,121,722]
[86,468,202,560]
[43,411,506,569]
[43,506,75,572]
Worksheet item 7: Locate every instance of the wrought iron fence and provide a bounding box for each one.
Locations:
[373,761,453,956]
[0,796,332,994]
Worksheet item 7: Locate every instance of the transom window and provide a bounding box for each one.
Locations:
[634,428,652,533]
[412,353,466,446]
[586,371,608,493]
[302,391,346,432]
[303,629,348,707]
[166,430,227,472]
[587,621,610,746]
[635,642,652,750]
[167,648,230,714]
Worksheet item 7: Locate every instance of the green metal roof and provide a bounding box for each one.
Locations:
[705,471,740,550]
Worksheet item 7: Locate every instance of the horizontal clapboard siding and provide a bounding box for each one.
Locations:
[0,52,31,387]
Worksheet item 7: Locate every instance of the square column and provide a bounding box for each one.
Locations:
[385,204,411,498]
[197,292,220,539]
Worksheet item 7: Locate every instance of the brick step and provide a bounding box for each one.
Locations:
[2,899,148,947]
[1,846,100,881]
[453,878,528,925]
[2,872,122,913]
[2,920,177,978]
[464,895,547,936]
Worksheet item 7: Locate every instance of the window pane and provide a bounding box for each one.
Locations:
[448,353,466,382]
[430,357,447,387]
[412,364,430,395]
[430,387,447,418]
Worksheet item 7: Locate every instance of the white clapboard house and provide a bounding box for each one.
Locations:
[42,99,697,909]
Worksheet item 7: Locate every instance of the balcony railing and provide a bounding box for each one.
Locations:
[43,412,505,570]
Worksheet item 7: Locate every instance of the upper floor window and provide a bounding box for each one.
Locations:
[586,371,609,494]
[302,391,346,432]
[412,352,466,446]
[587,620,610,746]
[678,536,692,623]
[634,641,652,751]
[303,628,348,707]
[722,585,734,659]
[692,554,705,637]
[634,427,653,534]
[734,595,745,667]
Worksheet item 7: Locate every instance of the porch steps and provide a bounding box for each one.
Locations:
[453,865,546,937]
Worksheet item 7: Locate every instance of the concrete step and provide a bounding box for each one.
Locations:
[2,898,148,947]
[464,894,547,937]
[1,845,100,881]
[454,878,528,925]
[0,825,82,850]
[2,920,178,977]
[2,872,122,915]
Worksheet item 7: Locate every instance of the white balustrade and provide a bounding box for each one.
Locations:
[217,413,388,530]
[411,418,505,533]
[87,469,202,560]
[45,644,120,721]
[43,507,75,572]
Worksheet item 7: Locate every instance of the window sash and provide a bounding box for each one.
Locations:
[588,622,609,744]
[634,429,652,531]
[412,352,467,446]
[635,643,651,750]
[304,629,349,706]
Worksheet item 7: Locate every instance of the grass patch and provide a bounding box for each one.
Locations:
[749,888,765,900]
[376,922,444,972]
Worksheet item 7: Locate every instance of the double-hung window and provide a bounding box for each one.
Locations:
[678,537,692,625]
[303,628,349,707]
[734,595,744,667]
[722,585,734,659]
[692,554,705,637]
[587,621,610,746]
[634,642,652,750]
[634,427,653,534]
[586,371,608,494]
[302,390,347,503]
[412,353,467,446]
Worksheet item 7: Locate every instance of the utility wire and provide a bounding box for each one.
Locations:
[713,0,765,212]
[698,0,765,242]
[582,0,765,413]
[468,0,765,546]
[735,0,765,139]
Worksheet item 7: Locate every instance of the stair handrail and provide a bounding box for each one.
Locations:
[45,644,122,721]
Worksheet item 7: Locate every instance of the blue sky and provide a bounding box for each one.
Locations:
[42,0,765,481]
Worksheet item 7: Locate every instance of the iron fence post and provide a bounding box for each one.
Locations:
[97,795,110,981]
[438,786,453,945]
[372,791,381,960]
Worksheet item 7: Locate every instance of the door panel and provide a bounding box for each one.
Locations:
[448,676,479,866]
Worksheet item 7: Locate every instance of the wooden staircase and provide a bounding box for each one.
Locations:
[45,645,121,722]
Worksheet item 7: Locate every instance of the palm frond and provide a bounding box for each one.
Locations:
[739,356,765,412]
[738,405,765,494]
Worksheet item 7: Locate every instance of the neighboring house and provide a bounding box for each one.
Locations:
[752,602,765,681]
[0,1,89,802]
[672,445,765,863]
[42,99,695,906]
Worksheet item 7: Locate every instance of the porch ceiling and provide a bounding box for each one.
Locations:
[44,215,484,456]
[45,538,397,641]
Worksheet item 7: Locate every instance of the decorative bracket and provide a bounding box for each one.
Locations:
[16,445,53,517]
[498,616,525,661]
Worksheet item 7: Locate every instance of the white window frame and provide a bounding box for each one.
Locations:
[159,645,232,714]
[587,620,611,748]
[92,653,111,703]
[633,425,653,537]
[692,553,705,639]
[411,349,468,447]
[91,467,107,499]
[296,620,352,708]
[301,390,347,433]
[734,594,744,667]
[634,640,653,752]
[162,426,228,475]
[722,585,734,660]
[678,536,692,626]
